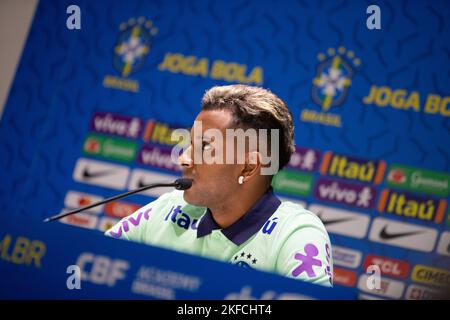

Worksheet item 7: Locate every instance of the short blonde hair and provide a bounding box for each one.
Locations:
[201,84,295,171]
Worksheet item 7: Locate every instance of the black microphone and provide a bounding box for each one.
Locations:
[43,178,192,222]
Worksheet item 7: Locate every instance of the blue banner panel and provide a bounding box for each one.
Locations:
[0,214,355,299]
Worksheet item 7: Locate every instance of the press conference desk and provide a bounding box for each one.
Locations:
[0,214,356,299]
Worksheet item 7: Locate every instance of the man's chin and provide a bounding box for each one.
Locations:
[182,189,194,204]
[182,189,205,207]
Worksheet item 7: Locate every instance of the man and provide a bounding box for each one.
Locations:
[106,85,333,287]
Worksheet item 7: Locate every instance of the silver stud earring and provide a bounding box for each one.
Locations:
[238,176,244,184]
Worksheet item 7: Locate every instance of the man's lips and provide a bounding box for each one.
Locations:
[182,175,194,183]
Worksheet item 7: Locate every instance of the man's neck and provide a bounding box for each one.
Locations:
[208,185,270,229]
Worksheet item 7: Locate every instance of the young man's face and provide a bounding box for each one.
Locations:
[179,109,244,207]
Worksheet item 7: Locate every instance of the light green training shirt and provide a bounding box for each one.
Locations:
[105,187,333,287]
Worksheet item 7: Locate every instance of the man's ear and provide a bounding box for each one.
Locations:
[241,151,261,180]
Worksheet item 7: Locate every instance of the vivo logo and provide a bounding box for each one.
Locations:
[107,208,152,238]
[90,112,143,139]
[137,144,181,172]
[313,178,376,209]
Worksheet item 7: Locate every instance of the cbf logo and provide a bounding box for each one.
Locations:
[114,17,157,77]
[312,47,360,112]
[231,251,258,269]
[301,47,360,127]
[103,17,158,92]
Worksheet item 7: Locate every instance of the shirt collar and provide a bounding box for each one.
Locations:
[196,187,281,245]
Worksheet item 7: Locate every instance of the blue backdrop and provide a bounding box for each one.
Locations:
[0,0,449,299]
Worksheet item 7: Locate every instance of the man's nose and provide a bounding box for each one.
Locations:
[178,145,194,168]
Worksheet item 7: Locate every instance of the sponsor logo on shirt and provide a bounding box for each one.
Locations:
[164,205,199,231]
[363,254,410,279]
[292,243,323,279]
[324,243,333,285]
[261,218,278,235]
[387,164,450,197]
[368,218,438,252]
[107,208,152,238]
[309,204,370,239]
[320,151,385,184]
[377,189,446,224]
[292,243,332,285]
[313,177,377,209]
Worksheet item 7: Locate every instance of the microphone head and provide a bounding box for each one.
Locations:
[174,178,193,190]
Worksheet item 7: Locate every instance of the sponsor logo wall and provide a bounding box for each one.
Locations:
[0,0,449,299]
